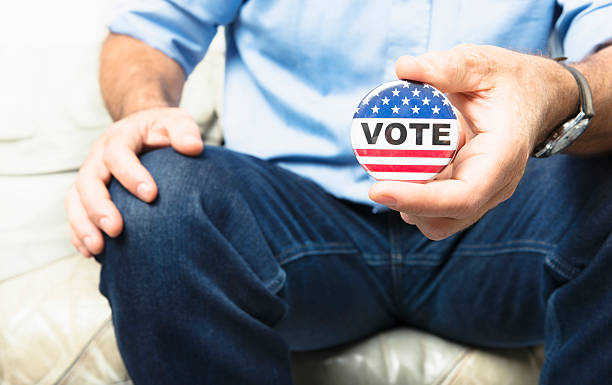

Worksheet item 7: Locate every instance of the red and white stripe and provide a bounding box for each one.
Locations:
[351,118,458,182]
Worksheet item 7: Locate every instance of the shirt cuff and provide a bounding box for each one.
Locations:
[563,4,612,61]
[106,1,217,76]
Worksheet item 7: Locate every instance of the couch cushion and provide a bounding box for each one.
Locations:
[56,319,131,385]
[0,172,77,282]
[292,329,544,385]
[0,255,111,384]
[0,0,225,176]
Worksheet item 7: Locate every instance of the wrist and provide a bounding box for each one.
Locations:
[118,92,174,120]
[530,58,580,151]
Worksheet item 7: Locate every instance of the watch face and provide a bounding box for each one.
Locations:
[551,118,590,155]
[351,80,459,182]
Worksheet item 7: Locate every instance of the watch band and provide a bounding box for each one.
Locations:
[533,60,595,158]
[563,63,595,117]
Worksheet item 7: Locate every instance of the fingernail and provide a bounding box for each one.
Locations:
[137,183,152,199]
[83,236,93,249]
[77,246,90,257]
[377,196,397,207]
[398,55,415,63]
[396,55,416,68]
[99,217,111,232]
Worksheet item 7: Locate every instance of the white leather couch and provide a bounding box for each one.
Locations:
[0,1,544,383]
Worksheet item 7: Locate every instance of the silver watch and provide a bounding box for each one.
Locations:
[533,61,595,158]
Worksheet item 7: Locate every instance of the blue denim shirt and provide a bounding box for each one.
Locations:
[108,0,612,206]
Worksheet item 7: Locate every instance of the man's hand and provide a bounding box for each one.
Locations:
[65,108,203,257]
[369,44,581,240]
[67,33,194,257]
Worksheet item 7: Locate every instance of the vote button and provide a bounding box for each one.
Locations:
[351,80,459,182]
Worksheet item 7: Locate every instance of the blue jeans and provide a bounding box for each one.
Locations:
[97,146,612,384]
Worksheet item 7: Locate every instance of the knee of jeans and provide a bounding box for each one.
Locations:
[108,146,248,235]
[101,147,285,303]
[101,147,230,274]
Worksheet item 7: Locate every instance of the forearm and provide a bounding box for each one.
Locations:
[568,45,612,155]
[100,33,186,121]
[539,45,612,156]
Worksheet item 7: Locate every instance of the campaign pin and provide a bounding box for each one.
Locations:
[351,80,459,182]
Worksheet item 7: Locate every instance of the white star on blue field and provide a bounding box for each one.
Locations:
[354,80,456,120]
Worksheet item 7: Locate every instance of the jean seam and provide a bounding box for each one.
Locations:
[361,253,393,261]
[388,215,403,312]
[276,243,359,265]
[454,246,555,257]
[265,268,287,294]
[362,253,439,262]
[544,255,581,281]
[397,258,446,266]
[457,241,580,281]
[457,239,557,249]
[275,242,354,259]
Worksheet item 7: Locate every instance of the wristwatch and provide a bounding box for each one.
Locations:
[533,59,595,158]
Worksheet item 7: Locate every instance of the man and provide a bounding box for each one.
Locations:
[65,1,612,384]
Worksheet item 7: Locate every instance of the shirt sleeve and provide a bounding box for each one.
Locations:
[556,1,612,60]
[106,0,243,76]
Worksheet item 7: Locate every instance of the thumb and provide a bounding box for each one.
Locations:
[395,45,495,93]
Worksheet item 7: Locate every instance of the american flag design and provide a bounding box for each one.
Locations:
[351,80,459,182]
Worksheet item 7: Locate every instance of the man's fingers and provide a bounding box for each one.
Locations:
[67,108,204,258]
[74,170,124,238]
[370,179,480,218]
[400,195,497,240]
[102,137,158,203]
[371,130,522,216]
[70,227,92,258]
[65,185,106,255]
[409,215,478,241]
[395,45,500,93]
[399,212,417,225]
[164,113,204,156]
